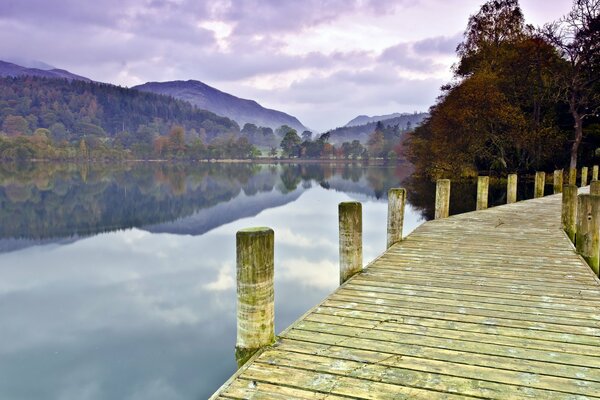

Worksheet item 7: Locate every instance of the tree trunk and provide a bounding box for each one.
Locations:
[570,107,583,170]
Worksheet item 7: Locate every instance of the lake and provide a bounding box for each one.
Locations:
[0,162,535,399]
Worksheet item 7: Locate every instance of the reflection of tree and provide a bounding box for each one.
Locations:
[0,162,419,240]
[0,163,267,239]
[402,173,539,220]
[278,164,302,193]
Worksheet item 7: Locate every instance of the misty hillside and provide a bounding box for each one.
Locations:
[0,60,92,82]
[0,76,239,143]
[134,80,308,133]
[328,112,429,144]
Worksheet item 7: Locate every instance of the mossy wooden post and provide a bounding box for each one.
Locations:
[553,169,563,194]
[581,167,588,187]
[569,168,577,185]
[435,179,451,219]
[235,227,275,367]
[387,188,406,249]
[507,174,517,204]
[534,172,545,198]
[576,195,600,275]
[339,202,362,284]
[562,185,577,243]
[593,165,599,181]
[592,180,600,195]
[476,176,489,211]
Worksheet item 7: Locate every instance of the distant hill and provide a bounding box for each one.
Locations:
[328,112,429,144]
[134,80,308,133]
[0,60,92,82]
[0,76,239,143]
[345,112,427,127]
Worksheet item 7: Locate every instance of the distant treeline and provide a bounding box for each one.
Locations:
[405,0,600,179]
[0,75,412,162]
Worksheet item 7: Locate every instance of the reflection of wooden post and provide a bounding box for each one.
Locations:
[235,227,275,368]
[569,168,577,185]
[476,176,489,211]
[592,181,600,195]
[553,169,563,194]
[562,185,577,243]
[593,165,599,181]
[435,179,451,219]
[339,202,362,284]
[534,172,545,198]
[576,195,600,275]
[507,174,517,204]
[581,167,588,187]
[387,188,406,249]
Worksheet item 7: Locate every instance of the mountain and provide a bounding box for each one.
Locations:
[0,76,238,144]
[0,60,91,82]
[328,112,429,144]
[345,112,426,127]
[133,80,308,133]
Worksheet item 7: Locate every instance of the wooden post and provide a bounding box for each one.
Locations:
[339,202,362,284]
[553,169,563,194]
[592,180,600,195]
[476,176,489,211]
[593,165,599,181]
[562,185,577,243]
[576,194,600,275]
[435,179,451,219]
[534,172,545,198]
[568,168,577,185]
[507,174,517,204]
[387,188,406,249]
[235,227,275,367]
[581,167,589,187]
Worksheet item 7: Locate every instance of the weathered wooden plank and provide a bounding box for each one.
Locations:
[259,348,600,399]
[220,378,353,399]
[313,305,600,345]
[283,331,600,383]
[304,313,600,357]
[240,362,474,399]
[336,286,600,321]
[322,298,600,337]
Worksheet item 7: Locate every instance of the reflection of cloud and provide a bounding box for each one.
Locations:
[127,282,199,325]
[276,227,335,249]
[279,258,337,290]
[202,264,235,292]
[128,378,182,400]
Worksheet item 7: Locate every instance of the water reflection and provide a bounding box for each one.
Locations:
[0,162,424,400]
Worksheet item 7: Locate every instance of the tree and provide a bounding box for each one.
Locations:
[2,115,30,136]
[301,130,313,141]
[456,0,528,76]
[79,139,89,159]
[276,125,296,138]
[544,0,600,168]
[280,129,301,157]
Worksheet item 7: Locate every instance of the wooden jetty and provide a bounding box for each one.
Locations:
[211,173,600,399]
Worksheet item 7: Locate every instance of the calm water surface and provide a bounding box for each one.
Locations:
[0,162,532,399]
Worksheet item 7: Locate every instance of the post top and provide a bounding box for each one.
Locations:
[339,201,362,210]
[236,227,274,237]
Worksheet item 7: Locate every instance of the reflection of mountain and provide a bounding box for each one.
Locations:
[146,188,303,236]
[0,162,410,244]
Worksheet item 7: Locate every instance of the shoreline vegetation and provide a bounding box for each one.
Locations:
[405,0,600,180]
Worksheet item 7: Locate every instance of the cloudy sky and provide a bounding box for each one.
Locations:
[0,0,573,131]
